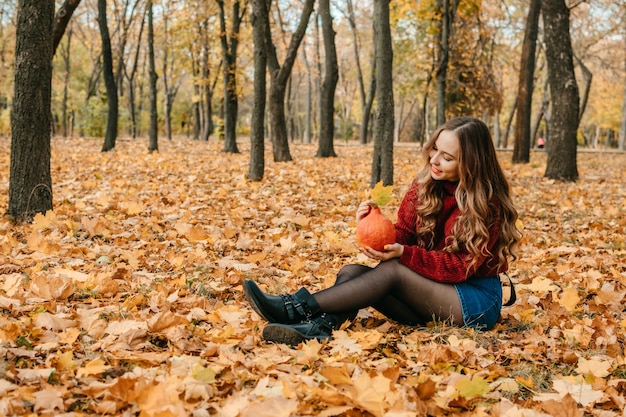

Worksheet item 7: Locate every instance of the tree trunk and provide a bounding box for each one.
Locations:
[218,0,246,154]
[370,0,394,187]
[98,0,118,152]
[345,0,372,145]
[60,25,72,137]
[52,0,82,56]
[575,55,592,124]
[316,0,338,157]
[9,0,54,221]
[125,8,146,139]
[147,0,158,153]
[512,0,540,163]
[435,0,459,127]
[501,97,517,148]
[248,0,268,181]
[541,0,579,181]
[266,0,315,162]
[201,40,212,142]
[362,58,376,144]
[302,46,312,144]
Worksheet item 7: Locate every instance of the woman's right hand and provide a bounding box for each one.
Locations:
[356,201,377,224]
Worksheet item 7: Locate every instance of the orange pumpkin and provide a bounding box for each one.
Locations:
[356,207,396,251]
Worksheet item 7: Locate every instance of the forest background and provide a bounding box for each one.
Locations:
[0,0,625,151]
[1,0,626,416]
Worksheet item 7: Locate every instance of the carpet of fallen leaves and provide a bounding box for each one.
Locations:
[0,136,625,417]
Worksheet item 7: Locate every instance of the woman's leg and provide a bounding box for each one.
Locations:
[314,259,464,326]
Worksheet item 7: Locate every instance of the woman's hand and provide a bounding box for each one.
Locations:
[356,201,377,224]
[362,243,404,261]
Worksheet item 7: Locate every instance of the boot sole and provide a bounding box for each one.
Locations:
[262,323,321,345]
[242,280,278,322]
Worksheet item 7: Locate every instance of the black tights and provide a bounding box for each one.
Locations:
[312,259,464,327]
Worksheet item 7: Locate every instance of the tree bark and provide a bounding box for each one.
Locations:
[541,0,579,181]
[248,0,268,181]
[60,25,72,137]
[316,0,338,157]
[512,0,540,163]
[52,0,82,56]
[9,0,54,221]
[98,0,118,152]
[370,0,394,187]
[266,0,315,162]
[217,0,246,154]
[147,0,158,153]
[435,0,459,127]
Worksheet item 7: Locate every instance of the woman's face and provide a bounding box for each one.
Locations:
[428,129,460,182]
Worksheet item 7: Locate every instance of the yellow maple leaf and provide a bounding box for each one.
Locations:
[76,357,111,377]
[370,181,394,207]
[456,375,491,398]
[559,287,581,312]
[576,357,611,378]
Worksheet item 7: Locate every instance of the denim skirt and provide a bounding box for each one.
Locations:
[454,275,502,330]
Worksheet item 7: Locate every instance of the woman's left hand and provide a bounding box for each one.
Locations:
[363,243,404,261]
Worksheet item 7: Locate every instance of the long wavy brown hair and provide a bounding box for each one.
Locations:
[415,116,521,275]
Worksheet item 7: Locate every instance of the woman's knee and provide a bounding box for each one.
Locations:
[336,264,371,284]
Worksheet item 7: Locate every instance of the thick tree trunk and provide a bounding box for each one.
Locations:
[370,0,394,187]
[512,0,540,163]
[541,0,579,181]
[147,0,158,153]
[9,0,54,221]
[98,0,118,152]
[248,0,268,181]
[316,0,338,158]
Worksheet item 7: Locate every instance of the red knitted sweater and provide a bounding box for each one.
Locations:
[395,179,506,283]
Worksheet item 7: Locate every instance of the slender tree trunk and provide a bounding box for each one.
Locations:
[52,0,82,56]
[512,0,540,163]
[9,0,54,221]
[435,0,459,127]
[266,0,315,162]
[248,0,268,181]
[501,97,517,148]
[98,0,118,152]
[541,0,579,181]
[531,78,549,145]
[362,58,376,144]
[61,25,72,137]
[371,0,394,187]
[147,0,158,152]
[575,55,592,124]
[302,45,312,144]
[618,82,626,151]
[201,40,212,142]
[126,8,146,139]
[316,0,338,157]
[218,0,245,153]
[345,0,372,145]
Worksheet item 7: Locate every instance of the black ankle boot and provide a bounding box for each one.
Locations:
[262,314,337,345]
[242,280,320,324]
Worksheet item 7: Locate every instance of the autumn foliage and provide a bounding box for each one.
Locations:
[0,137,625,416]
